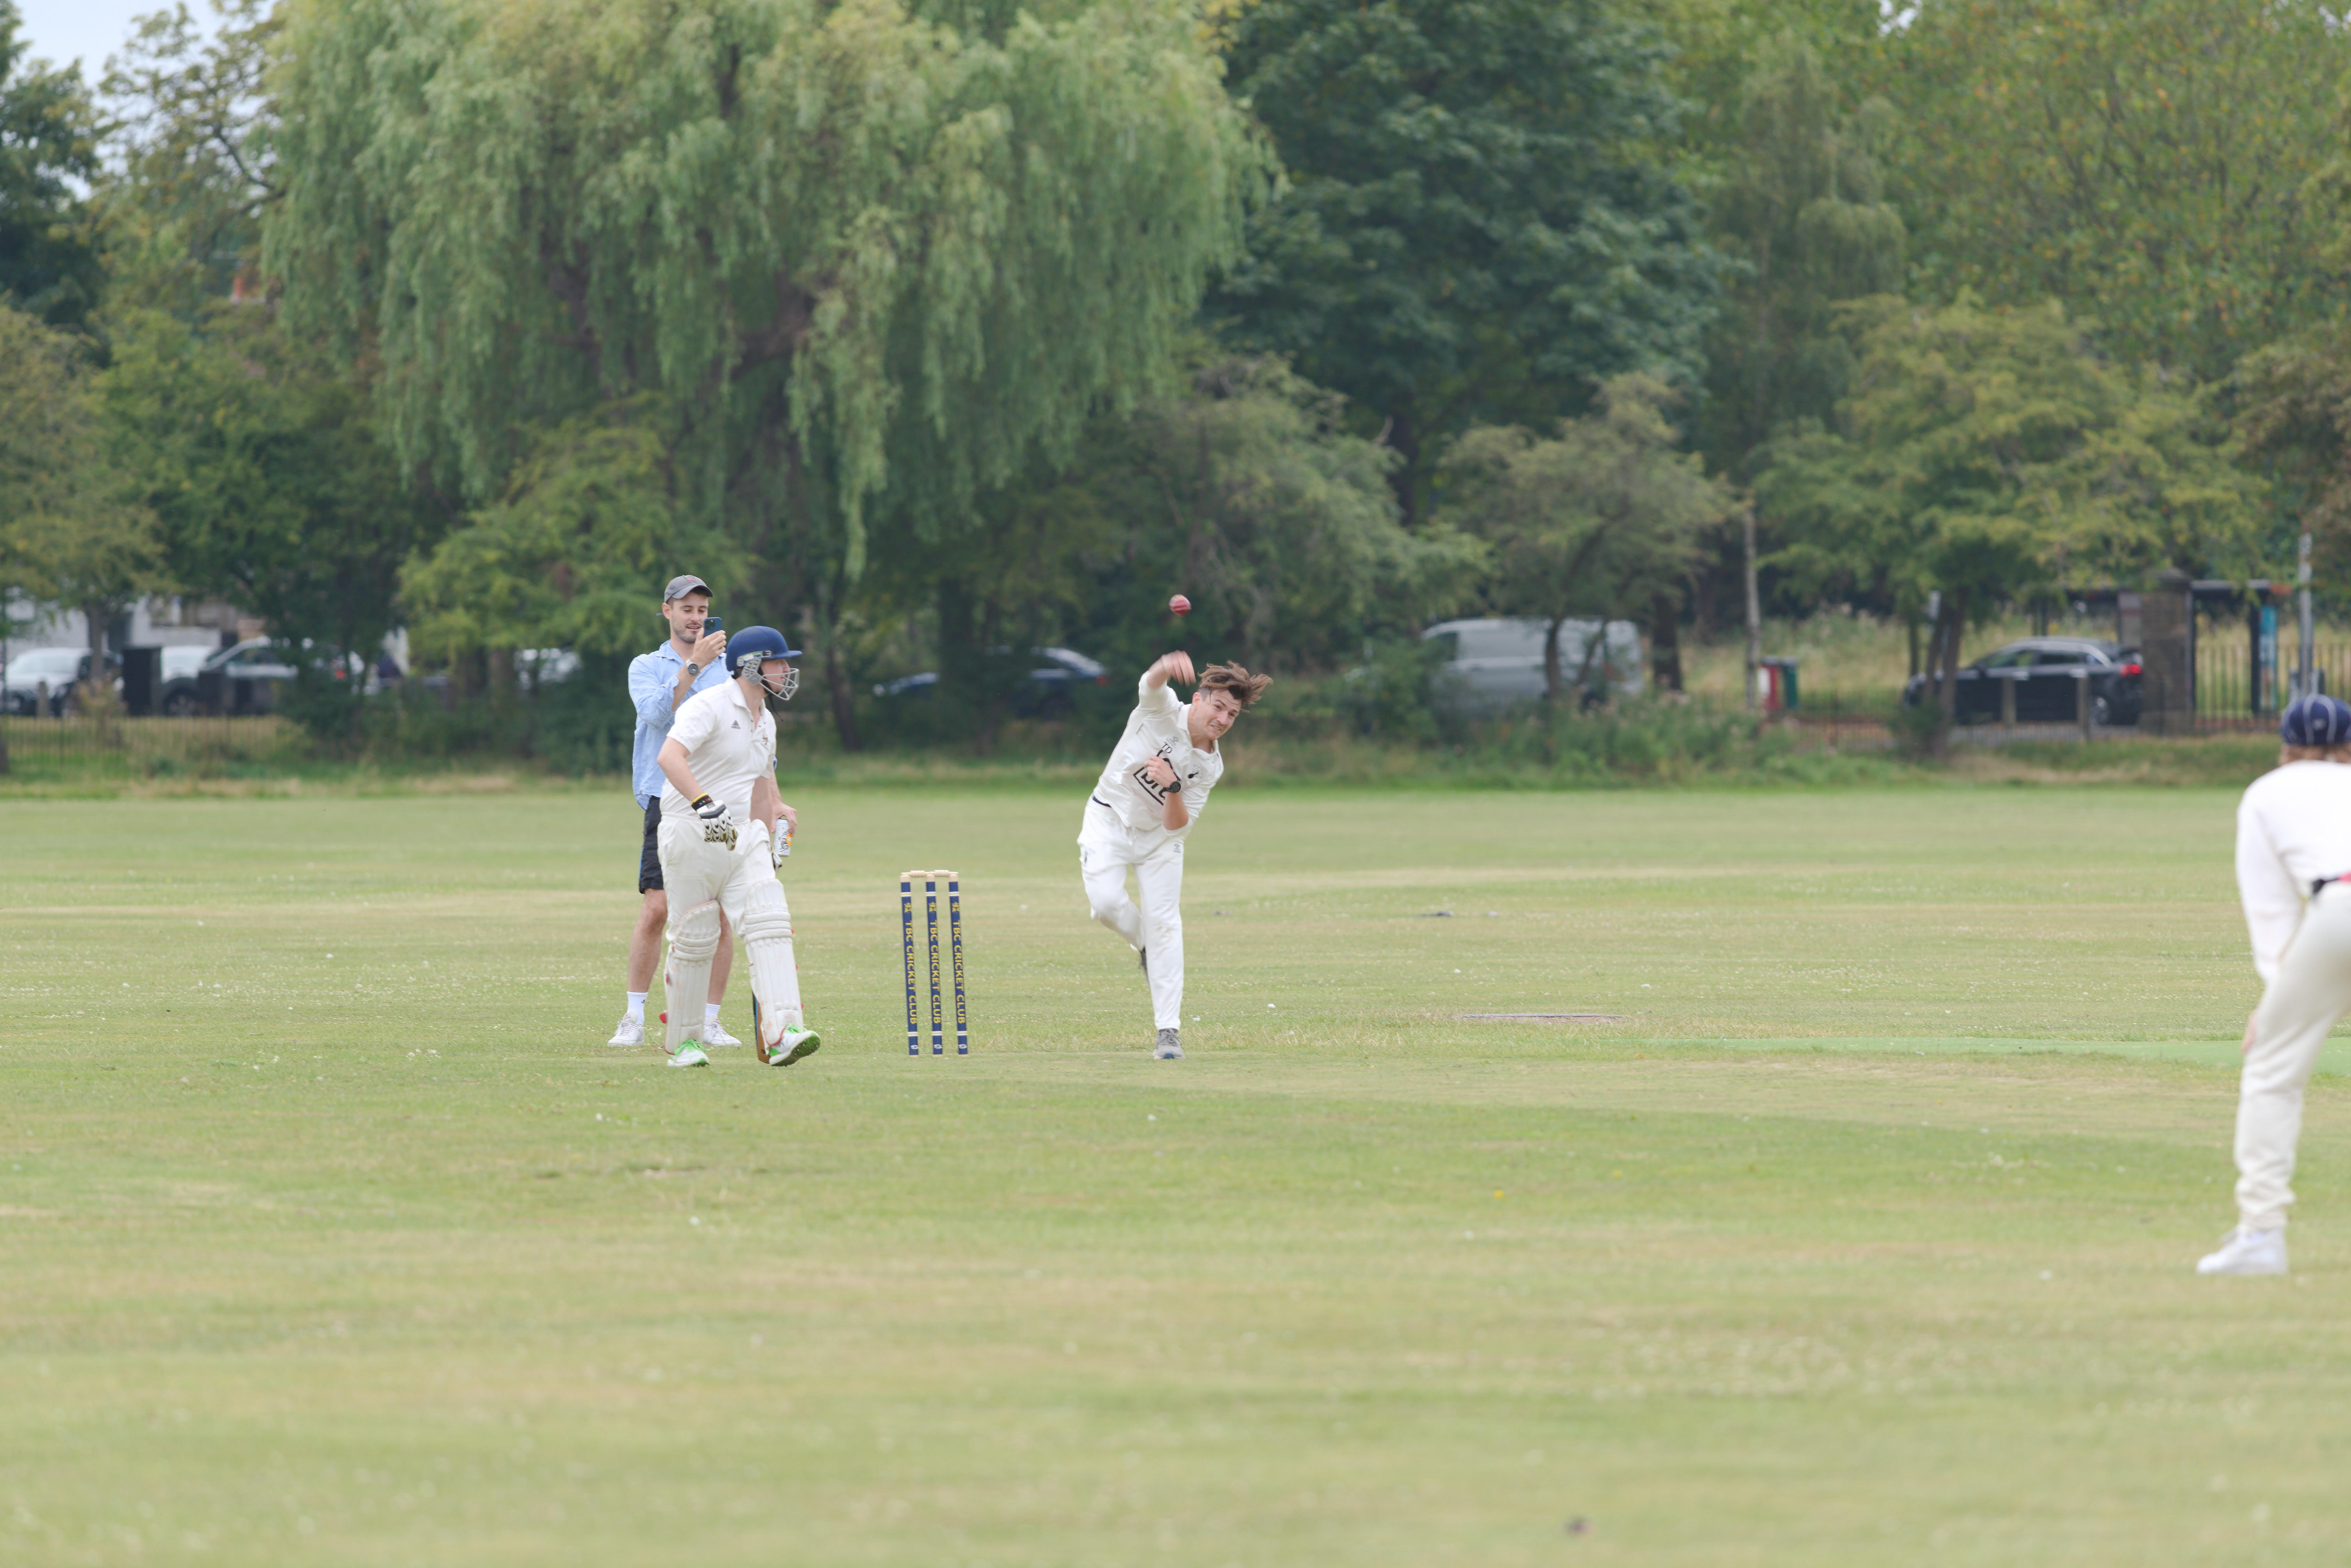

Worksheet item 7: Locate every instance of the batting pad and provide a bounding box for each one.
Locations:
[663,898,723,1055]
[739,880,803,1048]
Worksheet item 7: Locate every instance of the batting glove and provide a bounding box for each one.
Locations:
[690,794,738,851]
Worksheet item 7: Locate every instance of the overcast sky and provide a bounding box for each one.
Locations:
[16,0,174,80]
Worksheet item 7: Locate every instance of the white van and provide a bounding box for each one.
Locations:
[1421,617,1645,710]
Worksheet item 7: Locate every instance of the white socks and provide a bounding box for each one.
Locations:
[621,994,720,1024]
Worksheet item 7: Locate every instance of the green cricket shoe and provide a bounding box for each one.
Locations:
[764,1027,822,1068]
[666,1045,710,1069]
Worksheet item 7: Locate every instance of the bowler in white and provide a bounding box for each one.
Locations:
[2203,694,2351,1275]
[653,626,820,1071]
[1079,652,1272,1059]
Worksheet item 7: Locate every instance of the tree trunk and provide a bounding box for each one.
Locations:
[822,634,861,753]
[1570,621,1609,706]
[936,574,985,749]
[1542,615,1565,710]
[1741,507,1762,713]
[973,592,1004,757]
[83,600,109,711]
[1930,589,1967,759]
[1648,591,1683,694]
[805,582,862,752]
[1383,398,1421,528]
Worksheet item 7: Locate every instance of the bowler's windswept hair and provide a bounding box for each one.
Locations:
[1197,662,1273,708]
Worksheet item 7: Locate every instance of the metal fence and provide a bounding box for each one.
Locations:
[0,715,293,779]
[2195,640,2351,728]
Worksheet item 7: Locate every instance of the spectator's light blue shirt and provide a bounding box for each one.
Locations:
[629,641,729,806]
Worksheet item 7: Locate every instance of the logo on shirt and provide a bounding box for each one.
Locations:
[1130,743,1182,805]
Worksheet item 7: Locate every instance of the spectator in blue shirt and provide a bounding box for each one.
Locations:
[607,576,735,1048]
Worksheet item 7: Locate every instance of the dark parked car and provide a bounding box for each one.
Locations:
[1902,638,2142,726]
[156,638,299,716]
[873,646,1110,717]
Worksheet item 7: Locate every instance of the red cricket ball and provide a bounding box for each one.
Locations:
[1169,594,1191,615]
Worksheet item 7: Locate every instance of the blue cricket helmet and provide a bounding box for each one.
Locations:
[2280,694,2351,747]
[726,625,802,673]
[727,625,802,701]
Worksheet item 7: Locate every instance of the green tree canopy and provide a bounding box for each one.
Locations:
[2235,327,2351,598]
[848,347,1479,748]
[265,0,1263,585]
[1762,294,2264,734]
[1882,0,2347,383]
[1696,32,1903,484]
[1058,349,1478,669]
[0,306,159,663]
[97,304,440,678]
[0,1,103,324]
[1438,374,1730,708]
[98,0,281,311]
[1214,0,1725,523]
[403,402,722,668]
[1629,0,1883,170]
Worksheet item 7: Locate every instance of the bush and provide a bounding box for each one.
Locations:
[276,664,368,746]
[1271,636,1467,745]
[529,656,635,775]
[1890,697,1944,759]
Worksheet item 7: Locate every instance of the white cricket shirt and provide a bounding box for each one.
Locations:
[660,678,776,821]
[1087,672,1223,834]
[2236,759,2351,981]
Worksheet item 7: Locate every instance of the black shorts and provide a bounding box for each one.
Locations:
[638,797,664,893]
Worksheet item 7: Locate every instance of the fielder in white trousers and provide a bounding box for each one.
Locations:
[1080,809,1187,1031]
[2204,706,2351,1275]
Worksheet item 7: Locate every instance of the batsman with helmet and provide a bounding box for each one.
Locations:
[652,625,821,1070]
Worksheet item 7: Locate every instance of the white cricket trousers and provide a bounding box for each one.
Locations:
[2239,883,2351,1231]
[1078,807,1186,1031]
[657,816,804,1052]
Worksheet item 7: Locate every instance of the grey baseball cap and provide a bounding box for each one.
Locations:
[662,574,711,602]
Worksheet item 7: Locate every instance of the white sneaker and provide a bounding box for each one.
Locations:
[1154,1028,1183,1060]
[703,1019,744,1048]
[666,1045,710,1069]
[606,1015,645,1048]
[2196,1226,2287,1276]
[763,1027,822,1068]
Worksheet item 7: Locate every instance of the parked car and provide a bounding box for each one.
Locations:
[147,646,212,714]
[154,638,299,716]
[1420,617,1645,711]
[872,646,1110,717]
[1900,638,2142,726]
[2,647,94,716]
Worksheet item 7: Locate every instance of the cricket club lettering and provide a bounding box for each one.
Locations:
[1129,742,1195,806]
[900,870,969,1057]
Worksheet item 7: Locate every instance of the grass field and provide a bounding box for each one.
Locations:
[7,784,2350,1566]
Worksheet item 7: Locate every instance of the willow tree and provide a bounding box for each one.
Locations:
[265,0,1261,734]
